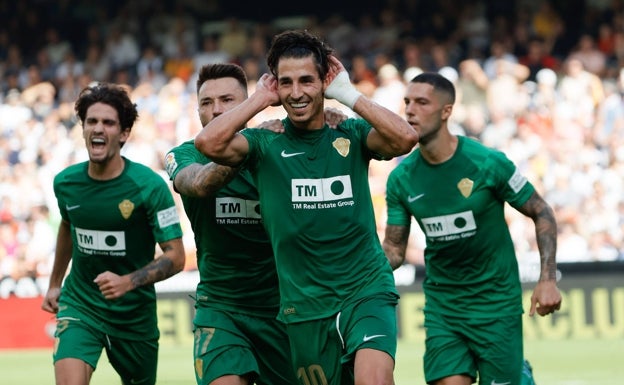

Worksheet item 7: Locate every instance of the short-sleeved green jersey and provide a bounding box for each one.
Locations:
[386,136,534,318]
[53,158,183,339]
[165,140,279,317]
[241,118,398,324]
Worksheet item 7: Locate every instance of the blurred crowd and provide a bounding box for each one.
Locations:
[2,0,624,297]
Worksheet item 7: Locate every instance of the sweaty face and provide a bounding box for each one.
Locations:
[276,56,325,130]
[82,102,128,164]
[197,77,247,126]
[403,82,449,145]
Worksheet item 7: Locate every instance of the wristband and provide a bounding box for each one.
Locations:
[325,71,362,109]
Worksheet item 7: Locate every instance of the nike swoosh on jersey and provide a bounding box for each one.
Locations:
[66,204,80,211]
[407,193,425,203]
[281,150,305,158]
[362,334,386,342]
[490,381,511,385]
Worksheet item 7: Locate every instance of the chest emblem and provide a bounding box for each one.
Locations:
[332,138,350,157]
[457,178,474,198]
[118,199,135,219]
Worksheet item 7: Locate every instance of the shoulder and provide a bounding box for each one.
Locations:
[54,162,87,184]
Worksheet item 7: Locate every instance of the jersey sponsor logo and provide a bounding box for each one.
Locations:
[118,199,134,219]
[292,176,352,202]
[362,334,385,342]
[332,138,350,157]
[215,197,261,224]
[75,227,126,256]
[164,152,177,177]
[157,206,180,228]
[66,204,80,211]
[281,150,305,158]
[421,210,476,240]
[407,193,425,202]
[508,168,527,193]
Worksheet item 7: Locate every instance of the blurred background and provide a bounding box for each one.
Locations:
[0,0,623,351]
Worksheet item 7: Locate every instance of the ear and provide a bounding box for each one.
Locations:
[441,104,454,121]
[119,128,131,143]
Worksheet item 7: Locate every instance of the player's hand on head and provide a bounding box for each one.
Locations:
[256,73,280,107]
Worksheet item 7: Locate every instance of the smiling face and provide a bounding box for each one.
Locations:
[82,102,129,165]
[197,77,247,126]
[276,55,325,130]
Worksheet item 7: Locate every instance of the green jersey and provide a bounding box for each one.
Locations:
[165,140,279,317]
[53,157,183,339]
[386,136,534,318]
[241,118,397,324]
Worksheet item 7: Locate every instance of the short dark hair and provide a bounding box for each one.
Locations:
[267,30,334,80]
[74,83,138,133]
[196,63,248,95]
[411,72,456,104]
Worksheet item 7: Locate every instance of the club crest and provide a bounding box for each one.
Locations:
[457,178,474,198]
[332,138,350,157]
[118,199,134,219]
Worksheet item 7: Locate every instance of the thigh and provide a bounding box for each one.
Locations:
[286,318,343,385]
[342,292,399,360]
[106,336,158,385]
[466,315,523,385]
[423,313,476,384]
[244,315,298,385]
[193,309,259,385]
[341,293,399,385]
[53,316,104,370]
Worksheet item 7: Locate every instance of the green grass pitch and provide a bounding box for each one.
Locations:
[0,338,621,384]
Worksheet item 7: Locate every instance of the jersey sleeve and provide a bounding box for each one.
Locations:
[240,127,280,172]
[164,140,207,182]
[385,168,412,226]
[488,150,535,209]
[141,173,183,243]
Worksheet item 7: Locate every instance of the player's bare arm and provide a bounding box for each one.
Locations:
[517,191,562,316]
[195,73,279,166]
[94,238,185,300]
[42,219,73,313]
[517,191,558,281]
[324,55,418,158]
[383,224,411,270]
[174,163,239,198]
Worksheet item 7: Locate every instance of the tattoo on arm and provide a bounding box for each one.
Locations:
[383,224,410,270]
[130,243,179,288]
[175,163,239,198]
[519,192,558,281]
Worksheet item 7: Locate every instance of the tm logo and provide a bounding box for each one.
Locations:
[291,176,353,202]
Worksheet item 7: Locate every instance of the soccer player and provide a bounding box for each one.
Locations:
[164,63,297,385]
[382,72,562,385]
[41,83,186,385]
[194,30,419,385]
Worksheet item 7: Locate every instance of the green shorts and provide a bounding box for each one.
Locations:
[53,316,158,385]
[423,313,523,385]
[286,292,399,385]
[193,307,296,385]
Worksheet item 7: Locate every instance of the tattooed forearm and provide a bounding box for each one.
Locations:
[519,192,558,281]
[175,163,239,198]
[129,240,185,289]
[383,224,410,270]
[130,256,176,288]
